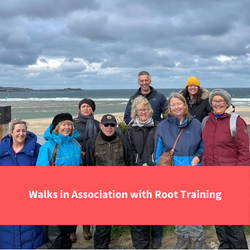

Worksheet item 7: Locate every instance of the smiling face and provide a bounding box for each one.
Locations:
[138,75,151,94]
[80,103,93,116]
[188,85,199,98]
[136,103,149,122]
[212,95,227,115]
[10,124,27,145]
[57,121,73,136]
[169,97,186,120]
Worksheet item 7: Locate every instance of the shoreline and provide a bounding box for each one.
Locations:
[22,108,250,134]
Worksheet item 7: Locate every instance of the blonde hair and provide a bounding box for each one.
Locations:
[130,95,153,120]
[165,92,191,123]
[54,120,74,136]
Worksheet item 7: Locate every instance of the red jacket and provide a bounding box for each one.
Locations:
[202,109,250,166]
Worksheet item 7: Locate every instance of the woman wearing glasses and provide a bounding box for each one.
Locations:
[125,95,162,249]
[202,89,249,249]
[180,76,212,122]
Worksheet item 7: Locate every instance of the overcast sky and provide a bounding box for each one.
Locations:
[0,0,250,90]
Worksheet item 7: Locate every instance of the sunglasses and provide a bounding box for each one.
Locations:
[103,123,116,127]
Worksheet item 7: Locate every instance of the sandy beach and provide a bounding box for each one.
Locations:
[23,108,250,135]
[26,112,125,134]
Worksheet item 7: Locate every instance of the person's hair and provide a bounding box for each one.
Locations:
[164,92,191,123]
[131,95,153,119]
[137,71,151,81]
[10,118,28,132]
[54,120,74,136]
[183,86,202,104]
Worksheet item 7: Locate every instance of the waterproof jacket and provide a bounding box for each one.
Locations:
[86,132,134,166]
[0,225,44,249]
[126,120,159,166]
[201,107,250,166]
[154,115,203,166]
[180,87,212,122]
[73,117,100,152]
[36,124,82,166]
[124,87,167,124]
[0,131,41,166]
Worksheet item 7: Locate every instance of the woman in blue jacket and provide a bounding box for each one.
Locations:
[36,113,82,249]
[154,93,205,249]
[0,118,44,249]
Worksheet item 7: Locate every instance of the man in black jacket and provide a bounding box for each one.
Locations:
[86,114,133,249]
[124,71,167,125]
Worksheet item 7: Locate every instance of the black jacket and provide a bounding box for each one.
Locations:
[73,117,100,152]
[126,120,159,166]
[179,87,212,122]
[124,87,167,125]
[86,132,134,166]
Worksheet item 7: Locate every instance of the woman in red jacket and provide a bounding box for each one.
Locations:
[202,89,249,249]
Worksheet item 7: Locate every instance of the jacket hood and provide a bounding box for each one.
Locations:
[166,115,192,128]
[0,131,38,157]
[179,87,210,100]
[44,123,80,144]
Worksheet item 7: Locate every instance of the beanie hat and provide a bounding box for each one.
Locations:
[209,89,231,107]
[186,76,200,88]
[52,113,73,130]
[78,98,96,112]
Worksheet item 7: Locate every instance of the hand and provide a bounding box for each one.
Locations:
[81,151,86,155]
[191,156,200,166]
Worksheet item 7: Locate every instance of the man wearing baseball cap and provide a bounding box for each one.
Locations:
[86,114,133,249]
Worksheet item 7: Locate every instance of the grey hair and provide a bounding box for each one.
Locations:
[130,95,153,120]
[10,118,28,132]
[164,92,191,123]
[137,71,151,81]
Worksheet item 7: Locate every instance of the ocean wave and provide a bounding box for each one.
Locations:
[0,97,129,102]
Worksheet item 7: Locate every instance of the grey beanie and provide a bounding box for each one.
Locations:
[209,89,231,107]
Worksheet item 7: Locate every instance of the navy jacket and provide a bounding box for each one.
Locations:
[0,132,41,166]
[0,225,44,249]
[124,87,167,124]
[154,115,203,166]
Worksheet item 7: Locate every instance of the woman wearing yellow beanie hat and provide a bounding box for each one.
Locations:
[179,77,212,122]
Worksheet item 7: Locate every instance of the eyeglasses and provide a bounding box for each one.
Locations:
[103,123,116,127]
[137,109,148,113]
[170,103,183,108]
[212,100,226,104]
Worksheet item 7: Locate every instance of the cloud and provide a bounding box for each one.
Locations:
[0,0,250,89]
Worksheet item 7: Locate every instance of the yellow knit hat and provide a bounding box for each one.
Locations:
[186,76,200,87]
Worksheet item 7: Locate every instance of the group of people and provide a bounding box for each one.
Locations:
[0,71,249,249]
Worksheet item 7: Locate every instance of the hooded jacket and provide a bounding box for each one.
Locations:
[36,124,82,166]
[201,106,250,166]
[179,87,212,122]
[124,87,167,125]
[126,120,159,166]
[154,115,203,166]
[0,131,41,166]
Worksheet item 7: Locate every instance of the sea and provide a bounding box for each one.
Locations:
[0,88,250,120]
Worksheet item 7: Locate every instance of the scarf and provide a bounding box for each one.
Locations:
[132,116,154,128]
[78,113,97,143]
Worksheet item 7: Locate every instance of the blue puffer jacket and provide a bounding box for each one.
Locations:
[0,132,41,166]
[0,225,44,249]
[36,124,82,166]
[154,115,203,166]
